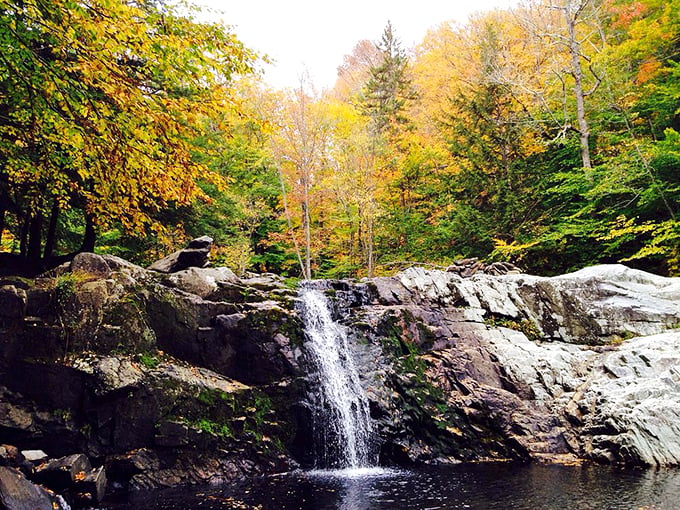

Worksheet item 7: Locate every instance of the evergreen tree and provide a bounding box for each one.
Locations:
[360,22,417,137]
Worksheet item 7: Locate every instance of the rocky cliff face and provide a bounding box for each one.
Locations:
[330,265,680,467]
[0,253,305,496]
[1,257,679,502]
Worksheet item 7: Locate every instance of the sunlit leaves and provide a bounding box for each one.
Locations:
[0,0,256,255]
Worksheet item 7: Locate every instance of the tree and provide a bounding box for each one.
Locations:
[0,0,255,272]
[361,22,417,137]
[518,0,605,170]
[358,22,419,275]
[269,79,332,279]
[333,40,381,101]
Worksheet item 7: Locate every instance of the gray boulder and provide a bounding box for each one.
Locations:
[148,236,213,273]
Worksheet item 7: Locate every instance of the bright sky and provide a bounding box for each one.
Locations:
[195,0,517,90]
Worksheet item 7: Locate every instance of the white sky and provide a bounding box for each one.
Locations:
[195,0,517,90]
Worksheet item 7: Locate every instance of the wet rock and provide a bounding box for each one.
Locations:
[148,236,213,273]
[343,265,680,467]
[154,421,189,447]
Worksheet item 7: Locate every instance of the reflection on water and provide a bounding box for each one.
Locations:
[112,463,680,510]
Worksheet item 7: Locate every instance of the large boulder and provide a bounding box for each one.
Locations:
[0,466,68,510]
[148,236,213,273]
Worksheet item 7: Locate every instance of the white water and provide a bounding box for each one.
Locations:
[298,285,375,469]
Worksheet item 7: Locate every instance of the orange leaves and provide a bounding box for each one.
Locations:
[635,59,662,84]
[606,0,649,29]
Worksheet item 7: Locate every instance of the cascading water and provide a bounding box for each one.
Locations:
[298,283,376,470]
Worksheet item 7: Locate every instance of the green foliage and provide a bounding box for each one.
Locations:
[360,21,417,136]
[0,0,257,268]
[137,352,161,370]
[2,0,677,277]
[55,274,77,304]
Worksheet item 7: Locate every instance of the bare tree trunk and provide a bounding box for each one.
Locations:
[302,172,312,280]
[0,205,5,248]
[277,167,306,278]
[19,215,29,257]
[565,0,592,170]
[366,218,374,277]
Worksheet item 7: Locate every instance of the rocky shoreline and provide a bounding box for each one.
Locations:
[1,246,679,507]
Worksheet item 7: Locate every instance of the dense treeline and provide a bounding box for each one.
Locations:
[1,0,678,277]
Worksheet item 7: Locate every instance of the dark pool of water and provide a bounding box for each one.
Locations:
[108,463,680,509]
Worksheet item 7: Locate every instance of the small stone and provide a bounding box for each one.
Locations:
[148,236,213,273]
[20,450,47,464]
[73,466,107,504]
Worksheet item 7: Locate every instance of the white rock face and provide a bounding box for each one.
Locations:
[480,328,680,465]
[373,265,680,466]
[398,264,680,344]
[578,332,680,466]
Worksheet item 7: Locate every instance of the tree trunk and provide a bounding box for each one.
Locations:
[0,205,5,248]
[19,216,29,257]
[565,0,592,170]
[366,216,374,278]
[43,201,59,258]
[27,212,43,263]
[277,167,306,278]
[301,186,311,280]
[81,212,96,253]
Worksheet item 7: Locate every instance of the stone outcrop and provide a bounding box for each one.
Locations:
[0,466,70,510]
[148,236,214,273]
[1,255,679,506]
[328,264,680,467]
[0,253,303,505]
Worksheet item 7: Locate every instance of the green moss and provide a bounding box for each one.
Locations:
[137,352,160,369]
[189,418,233,438]
[197,388,229,406]
[485,314,543,342]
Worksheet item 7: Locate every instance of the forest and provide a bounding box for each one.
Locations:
[0,0,678,278]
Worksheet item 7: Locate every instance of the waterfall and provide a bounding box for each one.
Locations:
[298,283,375,469]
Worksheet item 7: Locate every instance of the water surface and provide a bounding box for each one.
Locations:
[112,463,680,509]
